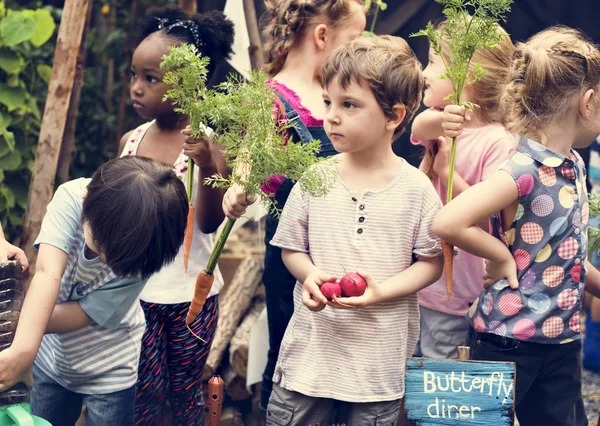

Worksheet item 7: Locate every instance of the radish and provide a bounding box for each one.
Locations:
[320,281,342,300]
[339,272,367,297]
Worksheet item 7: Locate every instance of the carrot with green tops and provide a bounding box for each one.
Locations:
[412,0,513,300]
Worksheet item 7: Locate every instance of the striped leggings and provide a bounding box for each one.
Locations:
[134,296,218,426]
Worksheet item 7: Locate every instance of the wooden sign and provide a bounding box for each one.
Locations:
[404,358,515,425]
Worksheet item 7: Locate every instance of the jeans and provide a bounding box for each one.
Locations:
[31,365,136,426]
[468,329,587,426]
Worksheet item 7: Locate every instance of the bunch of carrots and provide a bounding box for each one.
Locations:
[161,44,335,334]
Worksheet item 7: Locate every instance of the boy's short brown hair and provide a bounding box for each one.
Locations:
[321,35,424,138]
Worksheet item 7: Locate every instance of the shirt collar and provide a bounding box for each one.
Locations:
[517,136,576,168]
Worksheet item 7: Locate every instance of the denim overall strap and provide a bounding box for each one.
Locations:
[277,94,315,145]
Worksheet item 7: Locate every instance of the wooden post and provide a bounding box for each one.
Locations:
[457,346,470,360]
[57,0,93,183]
[178,0,197,15]
[21,0,92,267]
[207,375,224,426]
[243,0,263,70]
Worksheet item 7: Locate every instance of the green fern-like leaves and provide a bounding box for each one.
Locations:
[161,44,335,215]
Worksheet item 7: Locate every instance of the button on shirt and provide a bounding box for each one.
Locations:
[467,137,588,344]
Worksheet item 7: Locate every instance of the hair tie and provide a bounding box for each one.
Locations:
[159,19,205,49]
[277,51,283,57]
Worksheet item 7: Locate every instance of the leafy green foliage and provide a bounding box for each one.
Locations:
[0,1,57,240]
[589,193,600,255]
[162,44,335,215]
[411,0,512,202]
[363,0,387,37]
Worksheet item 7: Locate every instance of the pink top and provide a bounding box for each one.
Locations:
[261,81,323,195]
[412,123,516,316]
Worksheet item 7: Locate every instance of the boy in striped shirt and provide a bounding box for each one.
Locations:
[266,36,443,425]
[0,156,188,426]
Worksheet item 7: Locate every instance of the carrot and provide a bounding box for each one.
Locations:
[186,269,214,327]
[442,240,454,300]
[183,205,195,274]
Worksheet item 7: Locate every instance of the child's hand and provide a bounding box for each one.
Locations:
[441,104,469,139]
[432,136,451,181]
[222,185,257,220]
[329,271,382,309]
[484,256,519,290]
[302,270,337,312]
[0,347,34,391]
[182,126,214,169]
[0,239,29,272]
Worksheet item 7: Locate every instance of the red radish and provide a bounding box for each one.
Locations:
[340,272,367,297]
[320,281,342,300]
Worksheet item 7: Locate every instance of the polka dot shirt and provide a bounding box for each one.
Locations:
[467,136,588,344]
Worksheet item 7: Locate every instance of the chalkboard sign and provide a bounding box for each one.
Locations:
[404,358,515,426]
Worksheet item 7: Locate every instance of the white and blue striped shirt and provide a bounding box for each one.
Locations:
[34,178,146,394]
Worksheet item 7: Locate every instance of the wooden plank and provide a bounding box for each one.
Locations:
[20,0,92,267]
[377,0,430,36]
[404,358,515,425]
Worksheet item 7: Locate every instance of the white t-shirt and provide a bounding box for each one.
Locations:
[270,158,442,402]
[120,121,224,304]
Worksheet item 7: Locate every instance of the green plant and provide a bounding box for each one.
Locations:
[589,193,600,255]
[0,1,56,240]
[362,0,387,37]
[162,43,335,279]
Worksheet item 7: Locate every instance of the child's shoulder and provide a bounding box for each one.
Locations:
[119,121,154,156]
[56,178,91,203]
[466,123,516,148]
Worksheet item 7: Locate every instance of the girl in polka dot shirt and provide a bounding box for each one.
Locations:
[434,26,600,426]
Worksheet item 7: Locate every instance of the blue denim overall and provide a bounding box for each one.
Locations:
[260,95,337,412]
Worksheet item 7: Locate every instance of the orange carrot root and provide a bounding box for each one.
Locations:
[186,270,214,331]
[183,205,195,274]
[442,240,454,300]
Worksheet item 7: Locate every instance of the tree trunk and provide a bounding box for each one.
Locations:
[223,364,252,401]
[21,0,93,268]
[178,0,197,15]
[203,258,263,380]
[220,405,244,426]
[242,0,263,70]
[56,0,93,183]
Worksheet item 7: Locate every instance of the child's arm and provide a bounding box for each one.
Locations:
[0,244,67,390]
[46,303,91,333]
[411,108,444,142]
[282,249,337,311]
[433,170,520,288]
[183,127,229,234]
[0,224,28,270]
[585,259,600,298]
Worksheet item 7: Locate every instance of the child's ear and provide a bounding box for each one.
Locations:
[386,104,407,131]
[313,24,329,51]
[580,88,596,119]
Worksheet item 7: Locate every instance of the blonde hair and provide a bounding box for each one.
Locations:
[422,23,514,179]
[501,25,600,144]
[262,0,363,76]
[321,35,424,139]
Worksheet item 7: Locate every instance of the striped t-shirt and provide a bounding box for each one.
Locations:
[270,158,442,402]
[34,179,146,394]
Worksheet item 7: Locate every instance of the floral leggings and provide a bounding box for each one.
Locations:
[134,296,218,426]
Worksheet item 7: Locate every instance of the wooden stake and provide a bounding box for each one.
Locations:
[178,0,197,15]
[57,0,93,183]
[457,346,470,360]
[243,0,263,70]
[21,0,92,268]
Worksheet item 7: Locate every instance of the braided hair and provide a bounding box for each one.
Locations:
[138,6,234,78]
[261,0,364,76]
[500,26,600,144]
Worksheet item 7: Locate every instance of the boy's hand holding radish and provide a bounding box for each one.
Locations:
[302,270,338,312]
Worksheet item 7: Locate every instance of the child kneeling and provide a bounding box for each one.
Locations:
[266,35,443,425]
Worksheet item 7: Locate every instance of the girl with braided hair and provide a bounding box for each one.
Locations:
[117,6,233,426]
[434,26,600,425]
[221,0,366,415]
